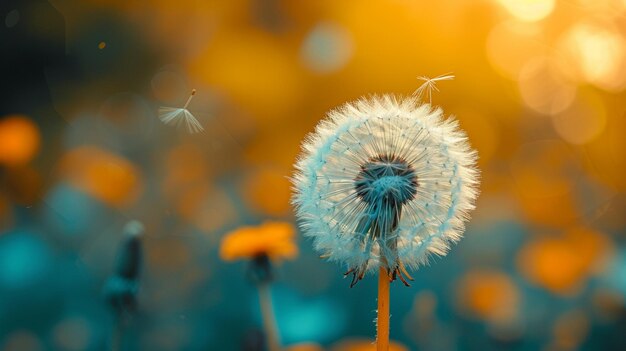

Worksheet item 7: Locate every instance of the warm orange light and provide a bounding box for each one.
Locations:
[510,140,575,198]
[3,166,43,205]
[567,226,614,274]
[518,56,576,115]
[219,221,298,262]
[517,227,612,295]
[454,109,500,166]
[551,92,606,145]
[510,140,581,227]
[242,167,292,217]
[584,111,626,192]
[486,21,544,80]
[516,191,579,228]
[496,0,555,22]
[559,22,626,91]
[518,238,580,294]
[0,115,40,167]
[58,146,142,208]
[189,30,304,121]
[456,269,519,324]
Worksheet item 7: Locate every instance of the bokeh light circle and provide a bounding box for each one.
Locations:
[0,115,40,166]
[496,0,555,22]
[551,92,606,145]
[0,231,52,289]
[301,22,353,74]
[557,21,626,91]
[486,21,544,79]
[518,56,576,115]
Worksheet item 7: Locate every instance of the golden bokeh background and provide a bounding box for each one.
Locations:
[1,0,625,350]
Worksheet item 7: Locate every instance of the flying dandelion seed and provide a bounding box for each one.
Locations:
[292,95,479,287]
[158,89,204,133]
[414,73,455,104]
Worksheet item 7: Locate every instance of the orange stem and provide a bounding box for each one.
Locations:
[377,266,390,351]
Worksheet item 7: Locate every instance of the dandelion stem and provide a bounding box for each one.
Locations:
[377,266,390,351]
[258,282,281,351]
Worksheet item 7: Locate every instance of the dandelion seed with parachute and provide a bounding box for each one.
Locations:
[158,89,204,133]
[414,73,455,104]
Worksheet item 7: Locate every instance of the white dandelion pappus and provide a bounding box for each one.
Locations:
[292,95,479,287]
[158,89,204,133]
[414,73,455,104]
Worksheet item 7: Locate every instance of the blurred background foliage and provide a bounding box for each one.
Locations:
[1,0,626,350]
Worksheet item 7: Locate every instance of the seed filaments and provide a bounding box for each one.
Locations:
[345,154,418,287]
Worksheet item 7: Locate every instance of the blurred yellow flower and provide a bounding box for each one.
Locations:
[220,221,298,261]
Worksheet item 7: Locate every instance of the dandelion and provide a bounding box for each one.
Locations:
[291,95,479,350]
[158,89,204,133]
[220,221,298,351]
[413,73,455,104]
[103,220,144,351]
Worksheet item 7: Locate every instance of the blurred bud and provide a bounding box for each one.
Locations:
[103,220,144,314]
[103,275,139,314]
[115,220,144,280]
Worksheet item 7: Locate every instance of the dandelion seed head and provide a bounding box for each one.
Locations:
[292,95,479,282]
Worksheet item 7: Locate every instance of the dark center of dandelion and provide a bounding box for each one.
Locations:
[354,154,418,205]
[347,154,418,287]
